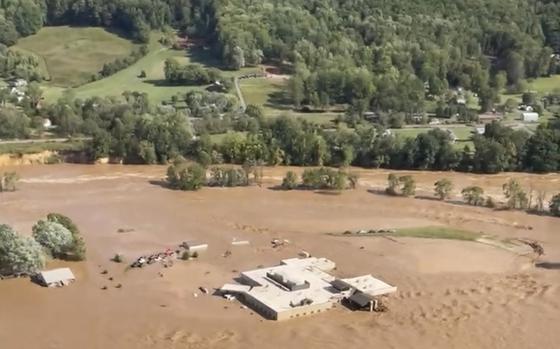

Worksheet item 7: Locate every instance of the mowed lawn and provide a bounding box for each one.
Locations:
[38,30,260,104]
[528,75,560,94]
[62,42,201,103]
[14,26,138,87]
[240,77,340,125]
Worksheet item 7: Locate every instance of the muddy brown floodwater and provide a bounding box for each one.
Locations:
[0,164,559,349]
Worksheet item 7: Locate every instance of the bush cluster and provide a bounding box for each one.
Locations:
[0,213,85,276]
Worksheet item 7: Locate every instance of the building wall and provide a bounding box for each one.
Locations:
[242,292,333,321]
[275,302,333,321]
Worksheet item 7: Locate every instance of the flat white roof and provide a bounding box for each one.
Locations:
[39,268,75,284]
[239,258,339,313]
[341,275,397,296]
[222,257,397,317]
[220,283,252,293]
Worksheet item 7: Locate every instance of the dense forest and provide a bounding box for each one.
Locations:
[2,0,560,174]
[214,0,560,113]
[4,0,560,113]
[4,87,556,173]
[0,0,215,45]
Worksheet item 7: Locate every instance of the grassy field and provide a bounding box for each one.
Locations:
[14,27,138,87]
[209,131,248,144]
[394,226,481,241]
[37,30,261,104]
[239,77,341,125]
[392,126,475,149]
[528,75,560,94]
[0,140,87,155]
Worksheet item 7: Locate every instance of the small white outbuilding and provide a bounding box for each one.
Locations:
[38,268,75,287]
[522,112,539,122]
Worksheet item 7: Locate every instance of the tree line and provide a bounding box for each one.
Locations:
[96,45,149,81]
[4,0,560,116]
[2,78,560,175]
[0,0,216,46]
[0,44,43,81]
[205,114,560,173]
[166,158,264,190]
[163,58,225,85]
[385,174,560,216]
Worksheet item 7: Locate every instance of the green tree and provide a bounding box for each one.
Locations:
[386,173,400,195]
[0,224,45,276]
[138,141,157,164]
[281,171,299,190]
[46,213,86,261]
[167,162,206,191]
[301,168,349,190]
[0,19,19,46]
[400,176,416,197]
[434,178,453,200]
[289,75,305,107]
[462,186,485,206]
[230,46,245,70]
[505,51,525,86]
[0,107,31,139]
[13,0,43,36]
[32,220,74,258]
[26,82,43,109]
[503,179,528,209]
[494,71,507,91]
[0,172,19,192]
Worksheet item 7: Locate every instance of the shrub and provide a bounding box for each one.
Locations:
[434,178,453,200]
[281,171,299,190]
[400,176,416,197]
[112,254,124,263]
[46,213,86,260]
[0,224,45,275]
[503,179,528,210]
[32,220,74,258]
[208,167,249,187]
[0,172,19,192]
[301,168,352,190]
[166,161,207,191]
[386,173,400,195]
[462,186,485,206]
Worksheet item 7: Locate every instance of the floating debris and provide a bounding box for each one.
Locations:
[232,239,250,246]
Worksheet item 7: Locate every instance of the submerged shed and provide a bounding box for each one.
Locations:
[182,241,209,252]
[38,268,75,287]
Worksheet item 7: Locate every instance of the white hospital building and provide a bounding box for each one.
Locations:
[220,257,396,321]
